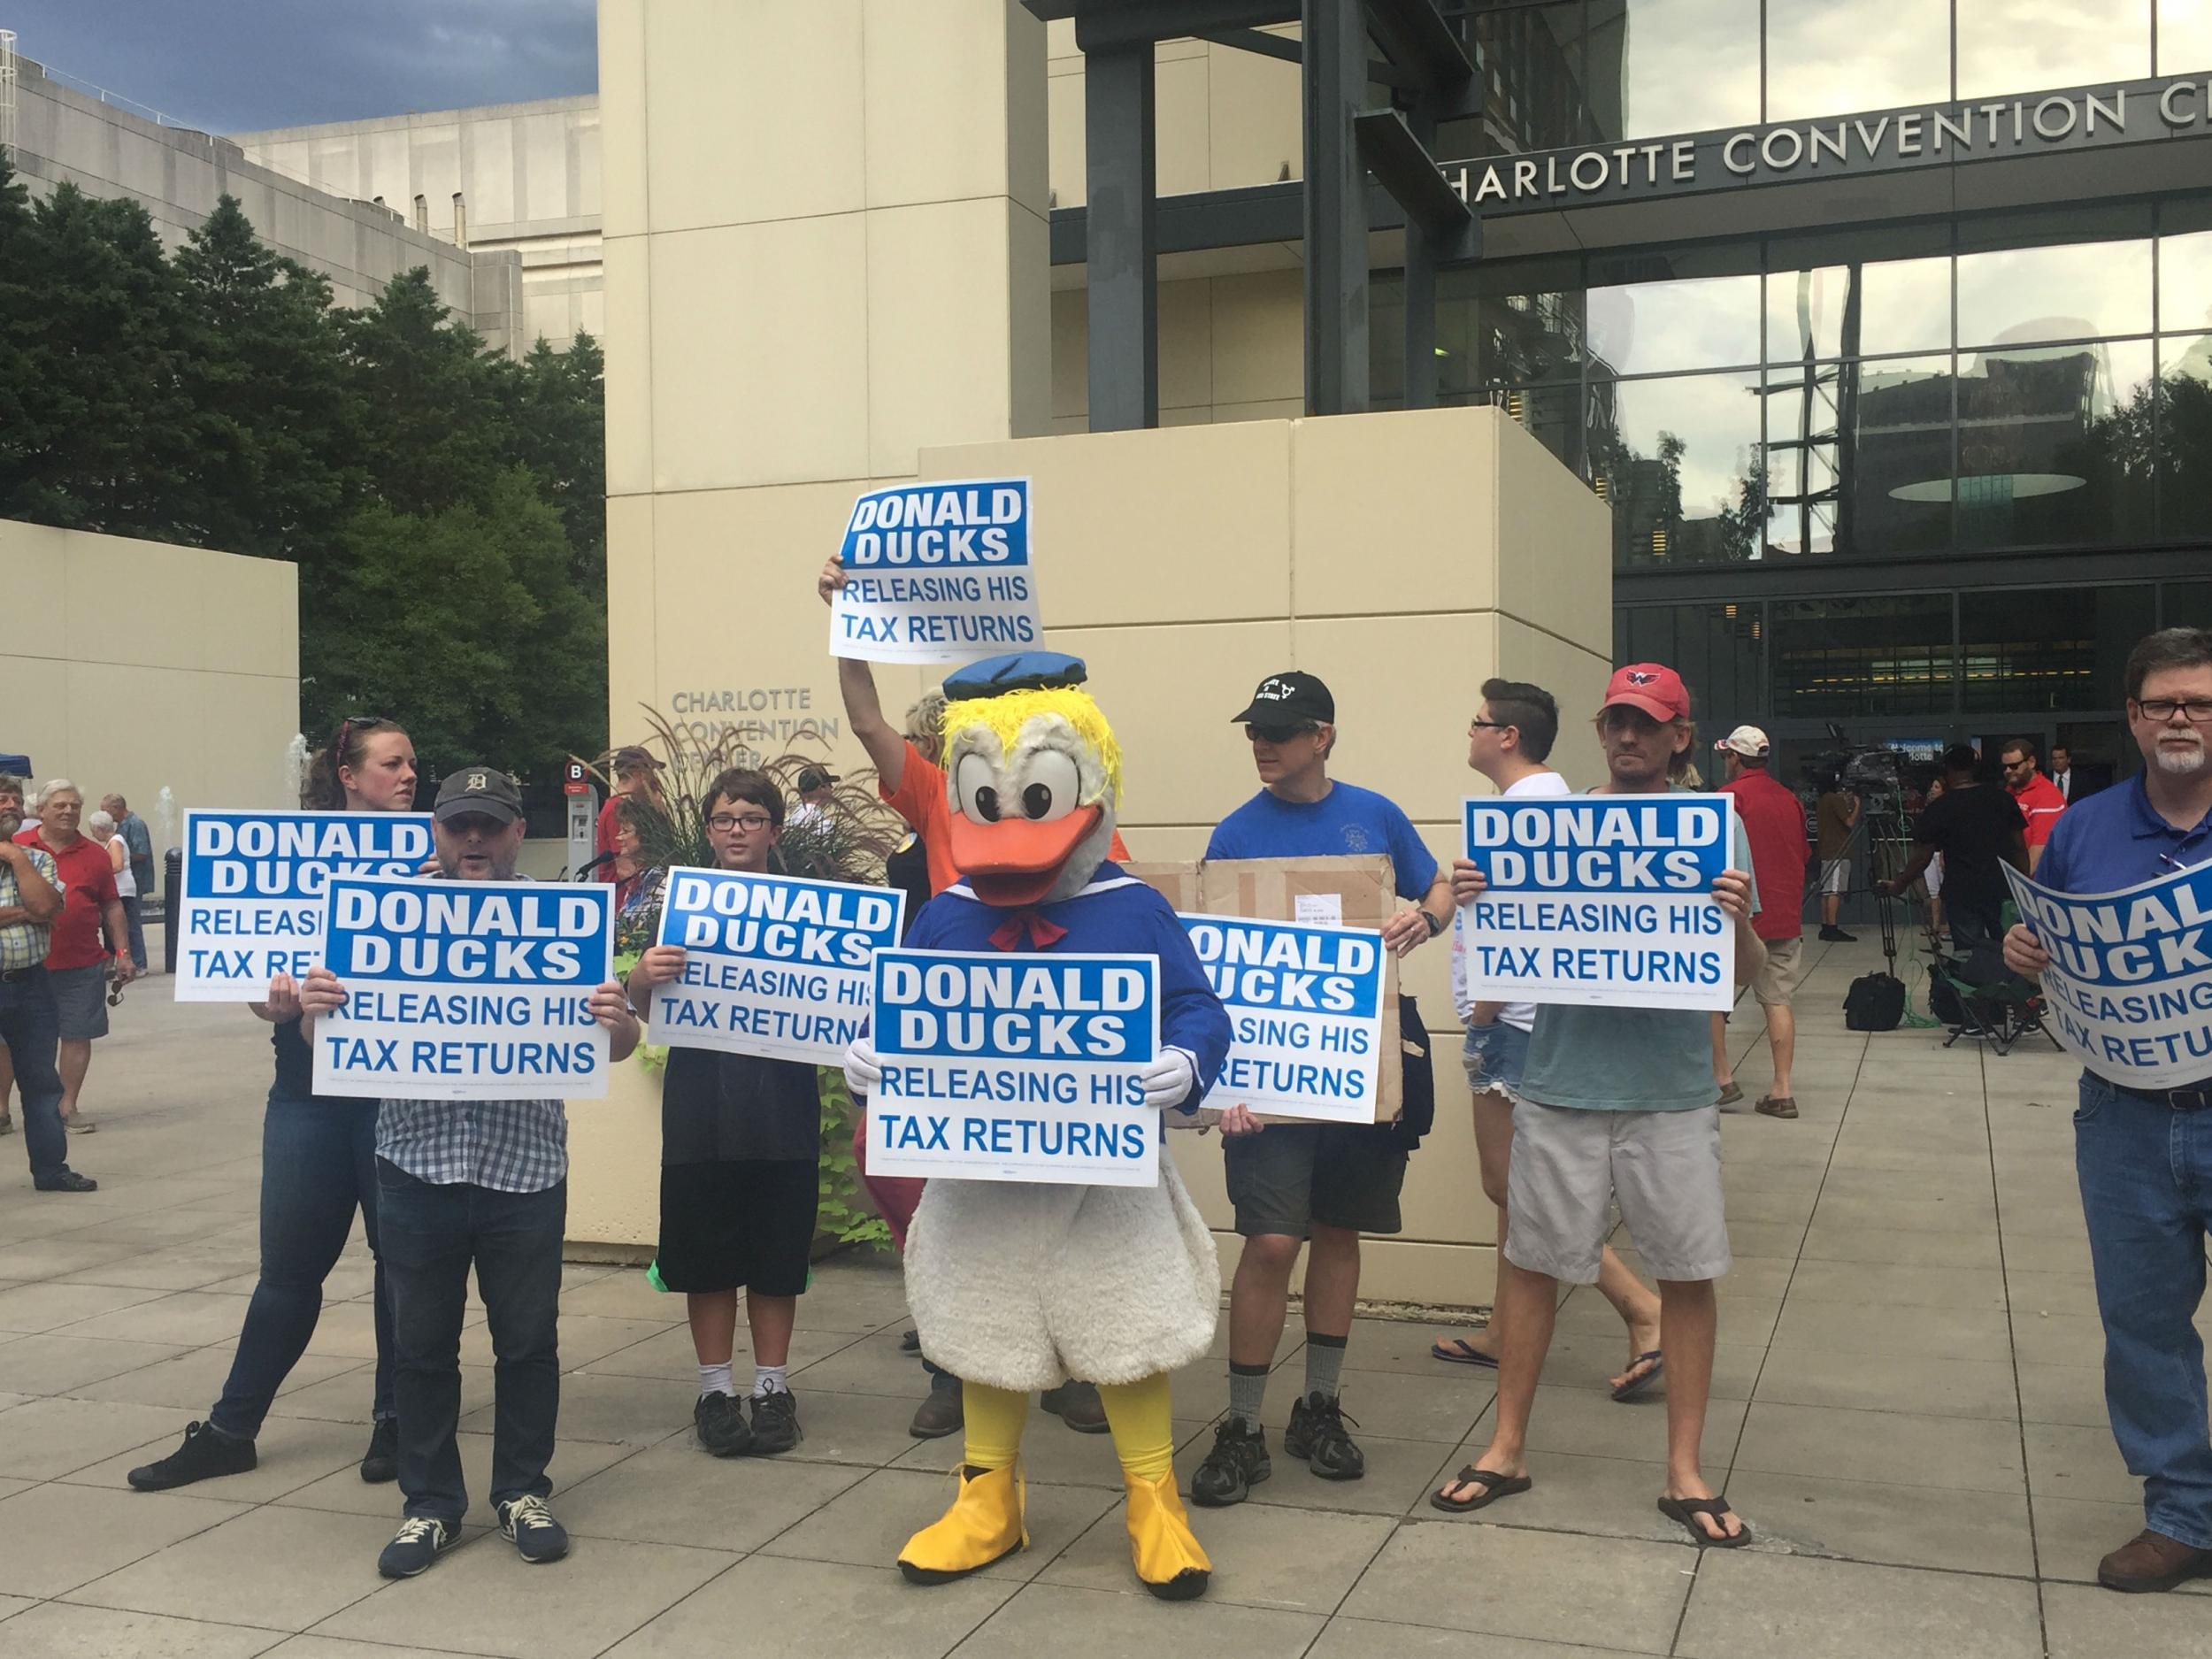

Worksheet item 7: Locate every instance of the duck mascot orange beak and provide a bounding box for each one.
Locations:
[938,652,1120,910]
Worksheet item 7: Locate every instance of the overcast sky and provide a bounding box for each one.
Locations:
[4,0,595,134]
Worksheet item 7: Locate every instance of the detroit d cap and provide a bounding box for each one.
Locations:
[1601,663,1691,724]
[1715,724,1770,758]
[1232,671,1334,726]
[434,765,523,825]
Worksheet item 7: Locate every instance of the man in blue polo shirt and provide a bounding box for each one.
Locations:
[2006,626,2212,1594]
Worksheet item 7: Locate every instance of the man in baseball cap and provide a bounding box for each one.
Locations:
[1712,725,1809,1121]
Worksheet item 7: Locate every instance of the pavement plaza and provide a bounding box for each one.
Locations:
[0,938,2204,1658]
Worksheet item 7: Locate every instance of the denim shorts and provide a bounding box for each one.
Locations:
[1461,1020,1532,1097]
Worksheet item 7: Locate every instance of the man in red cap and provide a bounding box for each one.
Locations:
[1433,664,1765,1550]
[1711,725,1809,1121]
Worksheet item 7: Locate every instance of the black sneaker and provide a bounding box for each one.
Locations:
[359,1417,398,1484]
[497,1495,569,1563]
[127,1421,256,1491]
[1189,1417,1271,1507]
[1284,1393,1365,1480]
[748,1387,803,1455]
[1819,926,1857,942]
[34,1170,97,1193]
[695,1390,753,1457]
[378,1516,457,1578]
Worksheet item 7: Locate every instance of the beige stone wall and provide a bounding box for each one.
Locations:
[0,520,300,860]
[915,408,1612,1307]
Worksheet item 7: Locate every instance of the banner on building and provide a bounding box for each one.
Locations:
[865,948,1160,1187]
[173,810,435,1002]
[1457,795,1739,1011]
[646,866,905,1064]
[1183,914,1384,1123]
[2005,863,2212,1090]
[310,875,616,1101]
[830,478,1040,664]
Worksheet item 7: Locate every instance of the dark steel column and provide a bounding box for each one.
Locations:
[1083,42,1158,431]
[1401,99,1439,409]
[1302,0,1369,415]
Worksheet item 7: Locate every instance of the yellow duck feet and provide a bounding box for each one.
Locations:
[1125,1469,1210,1600]
[897,1463,1028,1586]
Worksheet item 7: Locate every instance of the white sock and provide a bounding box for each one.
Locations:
[751,1363,789,1398]
[698,1362,734,1399]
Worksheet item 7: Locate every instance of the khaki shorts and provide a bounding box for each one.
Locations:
[1503,1100,1731,1285]
[1751,933,1803,1008]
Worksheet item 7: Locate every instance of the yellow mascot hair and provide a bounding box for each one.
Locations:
[941,687,1124,808]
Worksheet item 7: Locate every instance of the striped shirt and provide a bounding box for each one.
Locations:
[0,845,58,973]
[377,1096,567,1194]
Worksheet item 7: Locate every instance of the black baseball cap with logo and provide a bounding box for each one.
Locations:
[434,765,524,825]
[1231,670,1335,727]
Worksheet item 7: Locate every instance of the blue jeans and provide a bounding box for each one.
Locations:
[210,1093,394,1439]
[120,896,147,973]
[2075,1072,2212,1548]
[0,967,71,1183]
[378,1159,565,1524]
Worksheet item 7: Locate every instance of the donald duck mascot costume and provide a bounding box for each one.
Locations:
[844,650,1231,1601]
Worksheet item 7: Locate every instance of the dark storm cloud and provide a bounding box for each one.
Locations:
[4,0,595,134]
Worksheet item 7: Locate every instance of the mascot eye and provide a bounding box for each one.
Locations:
[1018,751,1081,822]
[956,754,1002,823]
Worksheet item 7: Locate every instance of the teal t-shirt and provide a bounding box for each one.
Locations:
[1517,804,1756,1113]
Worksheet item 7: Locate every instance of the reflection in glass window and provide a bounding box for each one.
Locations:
[1955,339,2157,549]
[1839,356,1955,557]
[1955,0,2151,100]
[1960,586,2155,712]
[1583,0,1760,143]
[2167,580,2212,631]
[1498,382,1586,475]
[1433,258,1586,393]
[1767,257,1953,362]
[2157,1,2212,74]
[1475,0,1594,150]
[1590,373,1763,566]
[1587,274,1761,376]
[2159,227,2212,343]
[1955,239,2154,349]
[2156,347,2212,539]
[1771,595,1955,718]
[1615,604,1765,724]
[1763,0,1950,124]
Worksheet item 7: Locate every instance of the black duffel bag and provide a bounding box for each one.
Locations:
[1843,972,1905,1031]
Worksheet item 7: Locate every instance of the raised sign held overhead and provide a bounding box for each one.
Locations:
[830,478,1041,665]
[310,874,616,1101]
[173,810,434,1002]
[865,947,1161,1188]
[1458,795,1740,1012]
[645,866,905,1065]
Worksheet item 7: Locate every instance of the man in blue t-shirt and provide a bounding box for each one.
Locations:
[2004,627,2212,1594]
[1189,671,1454,1509]
[1432,663,1763,1550]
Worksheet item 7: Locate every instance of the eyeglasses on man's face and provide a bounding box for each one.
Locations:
[707,812,775,833]
[2135,697,2212,726]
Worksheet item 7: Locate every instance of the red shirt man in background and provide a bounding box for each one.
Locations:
[12,780,134,1133]
[2001,737,2066,875]
[1712,726,1809,1120]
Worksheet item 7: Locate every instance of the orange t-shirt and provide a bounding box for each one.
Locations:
[880,740,1130,896]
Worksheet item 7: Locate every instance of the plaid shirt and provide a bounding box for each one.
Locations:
[377,1096,568,1194]
[0,845,58,973]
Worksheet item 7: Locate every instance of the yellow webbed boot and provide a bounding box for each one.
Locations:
[1124,1468,1210,1601]
[897,1463,1028,1585]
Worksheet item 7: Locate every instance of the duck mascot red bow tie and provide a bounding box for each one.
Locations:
[844,650,1231,1600]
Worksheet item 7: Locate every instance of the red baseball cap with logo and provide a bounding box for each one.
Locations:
[1601,663,1691,723]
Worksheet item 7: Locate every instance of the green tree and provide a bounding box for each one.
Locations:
[342,267,511,518]
[506,332,606,590]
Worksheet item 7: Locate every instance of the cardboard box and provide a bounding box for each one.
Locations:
[1125,855,1403,1125]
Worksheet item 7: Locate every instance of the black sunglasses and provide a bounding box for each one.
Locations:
[1245,722,1317,745]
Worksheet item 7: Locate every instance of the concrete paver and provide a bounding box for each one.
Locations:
[0,941,2204,1655]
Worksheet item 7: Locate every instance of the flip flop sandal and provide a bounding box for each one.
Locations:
[1755,1096,1799,1119]
[1715,1082,1743,1106]
[1430,1337,1500,1368]
[1611,1350,1664,1402]
[1658,1494,1753,1548]
[1430,1467,1532,1513]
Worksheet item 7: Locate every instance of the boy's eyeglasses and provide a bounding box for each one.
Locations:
[707,812,775,833]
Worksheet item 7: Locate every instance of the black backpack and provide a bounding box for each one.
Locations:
[1843,972,1905,1031]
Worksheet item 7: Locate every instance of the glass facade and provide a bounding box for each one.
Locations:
[1373,200,2212,568]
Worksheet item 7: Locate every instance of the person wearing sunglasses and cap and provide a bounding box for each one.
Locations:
[1189,671,1451,1509]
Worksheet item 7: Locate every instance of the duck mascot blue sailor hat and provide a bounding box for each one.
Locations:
[846,649,1233,1601]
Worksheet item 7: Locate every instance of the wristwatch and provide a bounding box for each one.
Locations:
[1423,907,1447,938]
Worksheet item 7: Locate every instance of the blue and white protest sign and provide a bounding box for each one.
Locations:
[866,949,1161,1187]
[2006,863,2212,1089]
[175,810,435,1002]
[1458,795,1740,1011]
[646,867,906,1064]
[1184,915,1384,1123]
[311,875,616,1101]
[830,478,1041,664]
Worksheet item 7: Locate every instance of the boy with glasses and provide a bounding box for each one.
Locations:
[1191,671,1452,1507]
[627,770,823,1460]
